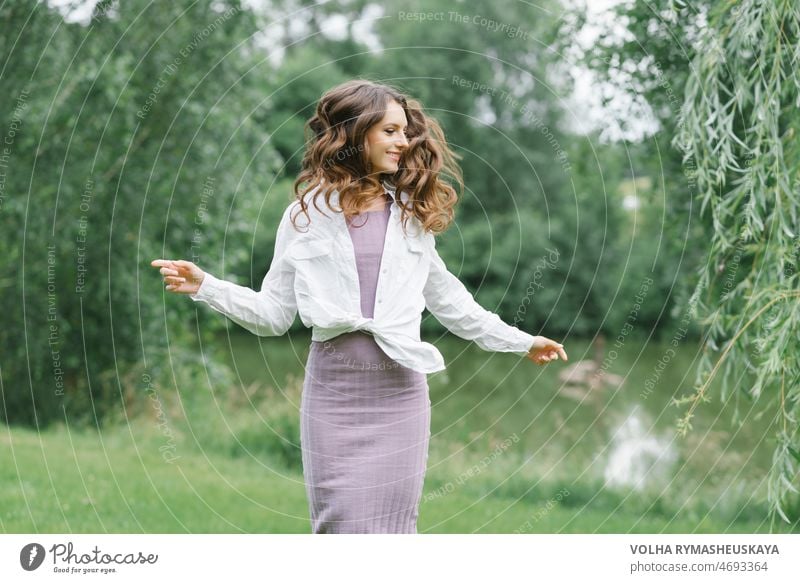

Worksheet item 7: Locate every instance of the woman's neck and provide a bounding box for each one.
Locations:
[358,188,393,213]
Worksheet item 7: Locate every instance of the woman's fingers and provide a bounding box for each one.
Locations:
[152,260,197,277]
[151,258,204,295]
[530,345,567,365]
[541,337,568,363]
[171,260,200,280]
[151,259,175,269]
[531,352,548,365]
[152,259,191,292]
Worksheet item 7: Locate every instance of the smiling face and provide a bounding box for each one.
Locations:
[364,99,409,176]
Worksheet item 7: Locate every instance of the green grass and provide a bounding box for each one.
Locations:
[2,331,797,533]
[0,419,782,533]
[0,420,309,533]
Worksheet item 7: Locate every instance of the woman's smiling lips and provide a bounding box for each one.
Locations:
[387,152,400,162]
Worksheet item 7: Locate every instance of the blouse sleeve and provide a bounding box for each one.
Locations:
[422,236,536,356]
[189,202,299,336]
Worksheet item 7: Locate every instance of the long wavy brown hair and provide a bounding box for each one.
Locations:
[291,79,463,235]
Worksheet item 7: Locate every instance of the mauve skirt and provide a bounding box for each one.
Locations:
[300,330,431,533]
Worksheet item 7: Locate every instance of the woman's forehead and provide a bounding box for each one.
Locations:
[379,100,407,121]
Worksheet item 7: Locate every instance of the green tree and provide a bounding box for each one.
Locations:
[575,0,799,526]
[1,0,281,426]
[673,0,800,527]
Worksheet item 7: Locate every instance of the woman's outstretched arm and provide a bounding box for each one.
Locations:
[422,236,567,365]
[151,202,299,337]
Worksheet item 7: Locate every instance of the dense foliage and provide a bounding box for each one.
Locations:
[577,0,800,526]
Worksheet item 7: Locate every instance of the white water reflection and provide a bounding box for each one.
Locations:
[604,407,677,491]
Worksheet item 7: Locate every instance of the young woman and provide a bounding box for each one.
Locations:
[151,79,567,534]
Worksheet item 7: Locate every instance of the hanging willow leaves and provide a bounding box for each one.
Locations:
[673,0,800,527]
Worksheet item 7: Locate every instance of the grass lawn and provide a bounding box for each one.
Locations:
[1,419,788,534]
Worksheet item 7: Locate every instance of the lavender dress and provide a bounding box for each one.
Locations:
[300,191,431,534]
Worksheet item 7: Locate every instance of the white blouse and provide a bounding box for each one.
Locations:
[190,183,536,373]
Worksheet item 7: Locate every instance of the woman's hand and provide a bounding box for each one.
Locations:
[150,259,205,294]
[526,336,568,366]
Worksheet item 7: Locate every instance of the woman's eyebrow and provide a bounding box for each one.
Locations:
[384,122,408,128]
